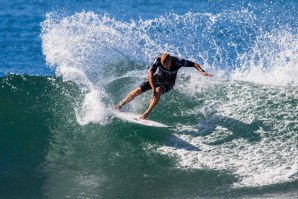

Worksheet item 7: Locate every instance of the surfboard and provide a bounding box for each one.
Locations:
[110,109,171,128]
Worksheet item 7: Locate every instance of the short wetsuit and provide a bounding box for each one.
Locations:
[140,56,196,93]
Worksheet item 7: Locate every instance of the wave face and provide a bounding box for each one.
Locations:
[1,0,298,198]
[1,75,297,197]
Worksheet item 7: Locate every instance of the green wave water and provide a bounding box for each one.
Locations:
[0,74,297,199]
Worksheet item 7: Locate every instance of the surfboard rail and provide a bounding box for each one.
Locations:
[110,109,171,128]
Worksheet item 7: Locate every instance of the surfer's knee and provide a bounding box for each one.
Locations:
[126,87,142,101]
[135,87,143,95]
[156,87,163,95]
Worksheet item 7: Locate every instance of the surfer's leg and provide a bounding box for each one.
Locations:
[115,87,143,109]
[115,79,153,109]
[139,87,163,119]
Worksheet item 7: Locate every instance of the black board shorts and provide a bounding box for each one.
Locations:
[139,75,175,94]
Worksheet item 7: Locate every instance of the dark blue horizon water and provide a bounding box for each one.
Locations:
[1,0,297,76]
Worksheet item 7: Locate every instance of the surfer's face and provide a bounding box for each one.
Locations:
[162,57,172,69]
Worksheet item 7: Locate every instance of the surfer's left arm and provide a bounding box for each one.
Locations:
[194,63,214,77]
[182,58,213,77]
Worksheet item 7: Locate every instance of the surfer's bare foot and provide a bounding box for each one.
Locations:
[113,101,125,110]
[113,104,123,110]
[139,113,149,120]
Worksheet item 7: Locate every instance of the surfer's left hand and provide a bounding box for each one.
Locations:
[202,71,214,77]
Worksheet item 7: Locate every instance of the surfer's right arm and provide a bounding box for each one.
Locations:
[149,58,158,97]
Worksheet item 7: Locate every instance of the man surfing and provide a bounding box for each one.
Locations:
[115,53,213,119]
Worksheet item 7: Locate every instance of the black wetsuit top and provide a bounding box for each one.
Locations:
[150,56,196,83]
[139,56,196,93]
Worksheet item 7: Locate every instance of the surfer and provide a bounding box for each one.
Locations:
[115,53,213,119]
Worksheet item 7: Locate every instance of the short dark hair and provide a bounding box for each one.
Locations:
[161,53,171,65]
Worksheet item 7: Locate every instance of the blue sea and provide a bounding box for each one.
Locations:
[0,0,297,198]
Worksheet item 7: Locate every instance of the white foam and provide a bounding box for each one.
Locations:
[75,88,109,126]
[232,29,298,86]
[158,80,298,187]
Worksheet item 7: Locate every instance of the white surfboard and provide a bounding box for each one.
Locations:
[110,109,171,128]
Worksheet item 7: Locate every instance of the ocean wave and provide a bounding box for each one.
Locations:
[38,9,298,188]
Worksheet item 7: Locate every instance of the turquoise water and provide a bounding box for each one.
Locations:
[1,0,297,198]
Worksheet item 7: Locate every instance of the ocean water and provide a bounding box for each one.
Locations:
[1,0,297,198]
